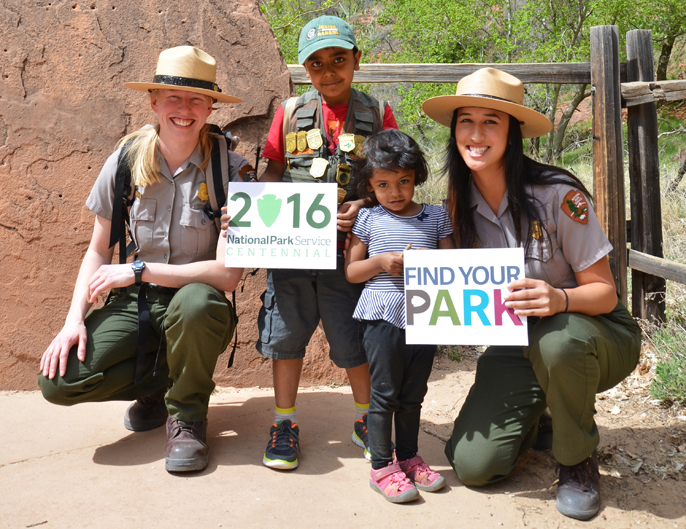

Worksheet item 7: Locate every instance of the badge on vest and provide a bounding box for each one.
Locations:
[310,157,329,178]
[297,131,308,152]
[339,133,355,153]
[307,129,323,150]
[336,164,352,186]
[353,135,366,156]
[338,188,347,205]
[286,132,297,154]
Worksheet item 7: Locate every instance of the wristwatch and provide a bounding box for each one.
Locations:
[131,260,146,286]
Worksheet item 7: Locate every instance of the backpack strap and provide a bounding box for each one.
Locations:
[282,96,298,147]
[379,99,386,125]
[109,140,136,296]
[204,133,230,232]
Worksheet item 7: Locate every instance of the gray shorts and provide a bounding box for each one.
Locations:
[256,257,367,369]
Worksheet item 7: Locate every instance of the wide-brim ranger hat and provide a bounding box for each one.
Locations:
[124,46,242,104]
[422,68,552,138]
[298,15,357,65]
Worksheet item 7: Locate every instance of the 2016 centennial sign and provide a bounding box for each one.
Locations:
[224,182,338,269]
[404,248,528,346]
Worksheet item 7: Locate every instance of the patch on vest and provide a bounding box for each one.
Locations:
[238,164,256,182]
[561,190,588,224]
[197,182,209,202]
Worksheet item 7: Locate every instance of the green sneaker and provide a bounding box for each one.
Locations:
[352,413,371,461]
[263,420,300,470]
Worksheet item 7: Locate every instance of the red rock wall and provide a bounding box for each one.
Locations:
[0,0,347,390]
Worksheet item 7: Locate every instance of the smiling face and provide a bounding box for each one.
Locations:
[367,167,421,217]
[303,46,361,106]
[150,89,213,145]
[455,107,510,181]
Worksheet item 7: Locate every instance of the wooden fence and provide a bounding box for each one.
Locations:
[288,25,686,324]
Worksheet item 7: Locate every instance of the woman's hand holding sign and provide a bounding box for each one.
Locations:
[504,278,567,317]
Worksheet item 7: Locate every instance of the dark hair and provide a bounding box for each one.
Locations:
[444,110,591,250]
[353,129,429,203]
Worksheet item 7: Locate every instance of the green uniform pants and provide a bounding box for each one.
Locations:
[444,302,641,486]
[39,283,236,423]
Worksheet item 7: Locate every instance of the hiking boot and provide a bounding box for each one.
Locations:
[533,410,553,451]
[165,417,209,473]
[399,454,446,492]
[369,463,419,503]
[124,388,168,432]
[263,420,300,470]
[352,413,371,461]
[556,451,601,520]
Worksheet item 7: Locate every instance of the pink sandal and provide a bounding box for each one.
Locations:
[399,455,446,492]
[370,463,419,503]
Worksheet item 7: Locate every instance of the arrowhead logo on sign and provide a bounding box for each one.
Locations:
[257,195,282,227]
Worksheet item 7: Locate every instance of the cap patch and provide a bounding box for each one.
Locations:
[317,24,340,37]
[561,190,588,224]
[306,28,316,40]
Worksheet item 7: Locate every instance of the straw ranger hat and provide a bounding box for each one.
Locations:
[422,68,552,138]
[124,46,242,104]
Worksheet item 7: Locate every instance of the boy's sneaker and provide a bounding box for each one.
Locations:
[352,413,371,461]
[263,420,300,470]
[399,455,446,492]
[370,463,419,503]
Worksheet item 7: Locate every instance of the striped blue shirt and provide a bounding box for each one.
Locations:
[352,204,453,328]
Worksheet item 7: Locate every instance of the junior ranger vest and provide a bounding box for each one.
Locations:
[282,89,385,210]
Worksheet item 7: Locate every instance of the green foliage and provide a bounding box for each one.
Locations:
[440,345,463,363]
[649,324,686,405]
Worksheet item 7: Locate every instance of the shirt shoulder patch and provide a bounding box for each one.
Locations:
[561,189,589,224]
[238,164,256,182]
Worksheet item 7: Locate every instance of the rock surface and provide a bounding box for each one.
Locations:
[0,0,345,390]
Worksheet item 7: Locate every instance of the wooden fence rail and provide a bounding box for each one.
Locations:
[286,25,686,323]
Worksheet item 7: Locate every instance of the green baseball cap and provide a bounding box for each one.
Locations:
[298,16,357,65]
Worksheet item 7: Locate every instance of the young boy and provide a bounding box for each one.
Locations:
[258,15,399,470]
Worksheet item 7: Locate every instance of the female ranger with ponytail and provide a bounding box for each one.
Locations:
[39,46,251,473]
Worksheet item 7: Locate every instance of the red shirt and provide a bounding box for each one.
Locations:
[262,101,399,162]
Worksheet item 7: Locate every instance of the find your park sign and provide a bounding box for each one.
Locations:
[224,182,337,269]
[404,248,528,346]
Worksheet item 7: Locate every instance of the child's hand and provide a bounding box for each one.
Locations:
[336,200,362,232]
[220,206,231,232]
[378,252,404,276]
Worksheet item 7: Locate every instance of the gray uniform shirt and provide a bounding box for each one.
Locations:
[469,178,612,289]
[87,144,251,265]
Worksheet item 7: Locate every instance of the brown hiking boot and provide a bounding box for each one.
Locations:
[165,417,209,473]
[124,388,168,432]
[556,451,601,520]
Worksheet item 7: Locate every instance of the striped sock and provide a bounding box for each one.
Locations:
[275,405,297,425]
[355,401,369,421]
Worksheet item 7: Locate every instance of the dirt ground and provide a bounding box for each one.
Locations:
[2,348,685,528]
[421,348,686,528]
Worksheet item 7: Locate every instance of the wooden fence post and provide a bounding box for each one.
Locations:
[626,29,666,324]
[591,26,627,305]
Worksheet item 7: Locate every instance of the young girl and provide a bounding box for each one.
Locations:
[345,129,453,503]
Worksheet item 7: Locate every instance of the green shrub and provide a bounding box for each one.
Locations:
[649,322,686,405]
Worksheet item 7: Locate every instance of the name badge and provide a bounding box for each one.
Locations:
[296,131,308,152]
[286,132,297,154]
[336,164,352,186]
[307,129,323,150]
[339,133,355,153]
[310,157,329,178]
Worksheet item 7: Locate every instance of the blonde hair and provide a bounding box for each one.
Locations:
[117,91,214,187]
